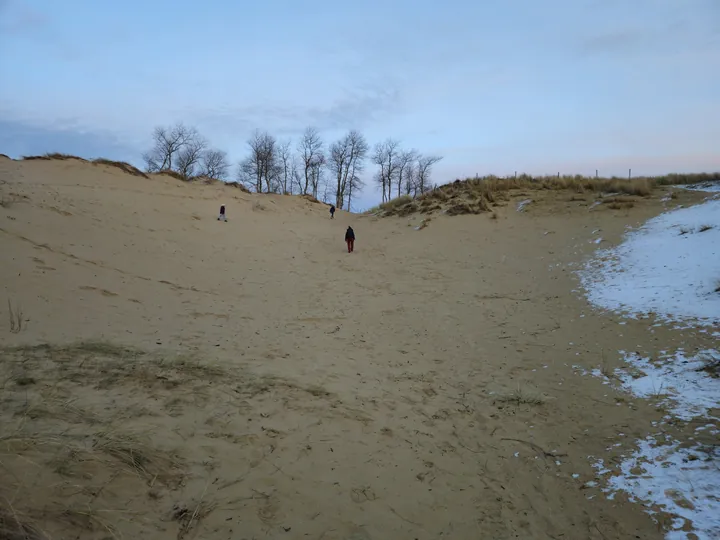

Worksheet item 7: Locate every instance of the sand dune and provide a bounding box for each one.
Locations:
[1,155,717,539]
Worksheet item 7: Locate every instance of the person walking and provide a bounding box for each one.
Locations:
[329,204,335,219]
[345,226,355,253]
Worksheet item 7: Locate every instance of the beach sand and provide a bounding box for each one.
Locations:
[1,155,715,539]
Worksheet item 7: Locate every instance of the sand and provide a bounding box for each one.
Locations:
[0,155,716,539]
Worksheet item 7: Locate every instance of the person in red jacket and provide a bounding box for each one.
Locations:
[345,226,355,253]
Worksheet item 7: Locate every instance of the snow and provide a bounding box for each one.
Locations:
[615,349,720,421]
[683,181,720,193]
[578,199,720,539]
[594,437,720,540]
[580,199,720,327]
[516,199,532,212]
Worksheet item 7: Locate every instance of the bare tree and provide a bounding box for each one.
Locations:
[372,139,400,202]
[346,158,365,211]
[404,160,417,195]
[415,154,443,195]
[328,130,368,209]
[396,149,417,198]
[277,139,293,194]
[291,158,302,194]
[143,123,199,172]
[199,149,230,180]
[238,130,278,192]
[309,152,326,198]
[298,127,323,195]
[176,135,208,179]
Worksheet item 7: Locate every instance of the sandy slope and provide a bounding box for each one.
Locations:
[0,156,715,539]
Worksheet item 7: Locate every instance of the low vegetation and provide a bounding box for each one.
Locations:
[0,340,339,539]
[370,171,718,217]
[22,153,88,162]
[92,158,148,178]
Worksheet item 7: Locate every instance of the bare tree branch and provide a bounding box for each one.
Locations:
[239,130,278,193]
[143,123,198,173]
[372,139,400,202]
[199,149,230,180]
[176,135,208,179]
[415,154,443,195]
[298,127,323,196]
[328,130,368,209]
[396,149,417,198]
[277,139,293,194]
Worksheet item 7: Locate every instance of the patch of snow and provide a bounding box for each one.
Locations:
[683,181,720,193]
[579,199,720,327]
[615,349,720,421]
[596,436,720,540]
[516,199,532,212]
[593,237,603,244]
[578,346,720,538]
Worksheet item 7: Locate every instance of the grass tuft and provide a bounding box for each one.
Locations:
[154,169,186,181]
[92,159,148,178]
[22,153,88,162]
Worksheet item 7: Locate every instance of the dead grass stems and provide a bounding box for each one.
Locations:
[371,171,719,217]
[7,299,24,333]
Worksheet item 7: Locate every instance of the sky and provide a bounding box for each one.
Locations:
[1,0,719,210]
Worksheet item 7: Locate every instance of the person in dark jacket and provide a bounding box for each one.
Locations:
[345,226,355,253]
[329,205,335,219]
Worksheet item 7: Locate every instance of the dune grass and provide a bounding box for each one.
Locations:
[92,158,148,178]
[22,153,88,162]
[371,171,718,217]
[154,169,186,181]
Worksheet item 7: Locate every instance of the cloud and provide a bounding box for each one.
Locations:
[183,84,404,142]
[0,0,48,35]
[0,119,141,164]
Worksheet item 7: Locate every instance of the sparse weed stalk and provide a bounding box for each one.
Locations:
[7,299,24,333]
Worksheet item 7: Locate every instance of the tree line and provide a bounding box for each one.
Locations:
[142,123,442,210]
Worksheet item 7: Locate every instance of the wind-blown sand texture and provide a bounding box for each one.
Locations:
[1,155,717,539]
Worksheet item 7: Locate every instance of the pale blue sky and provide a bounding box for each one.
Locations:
[1,0,719,209]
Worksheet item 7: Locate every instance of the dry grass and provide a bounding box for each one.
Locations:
[0,339,341,540]
[0,341,250,539]
[22,153,88,162]
[7,299,24,333]
[153,169,186,181]
[606,201,635,210]
[0,506,50,540]
[371,171,718,218]
[91,159,148,178]
[698,224,714,233]
[300,194,323,204]
[494,385,546,407]
[224,181,251,193]
[696,354,720,378]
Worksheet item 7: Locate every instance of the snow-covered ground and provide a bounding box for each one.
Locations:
[580,198,720,327]
[579,196,720,540]
[683,180,720,193]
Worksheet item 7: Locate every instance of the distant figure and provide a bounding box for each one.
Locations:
[345,226,355,253]
[218,204,227,222]
[329,205,336,219]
